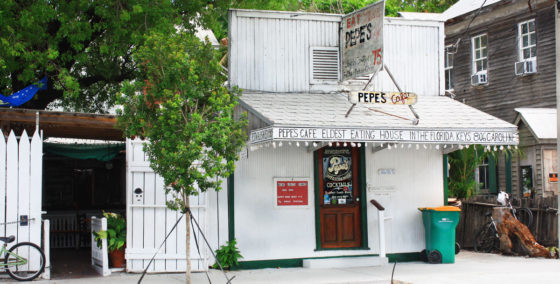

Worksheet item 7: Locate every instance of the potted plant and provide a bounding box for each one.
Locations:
[93,212,126,268]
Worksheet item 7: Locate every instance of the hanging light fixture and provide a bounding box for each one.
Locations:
[313,142,318,147]
[279,141,283,147]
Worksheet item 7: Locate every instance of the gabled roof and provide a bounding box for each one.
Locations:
[443,0,502,21]
[241,92,518,146]
[514,108,557,140]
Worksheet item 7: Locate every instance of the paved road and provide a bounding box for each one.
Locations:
[12,251,560,283]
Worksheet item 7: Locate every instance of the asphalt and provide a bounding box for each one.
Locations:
[6,251,560,283]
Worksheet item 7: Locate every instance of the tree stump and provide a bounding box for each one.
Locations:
[493,207,556,258]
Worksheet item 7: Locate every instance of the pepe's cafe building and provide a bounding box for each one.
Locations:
[221,8,518,269]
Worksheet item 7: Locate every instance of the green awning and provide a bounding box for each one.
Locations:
[44,143,125,162]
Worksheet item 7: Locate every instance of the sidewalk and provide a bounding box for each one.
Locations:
[28,251,560,284]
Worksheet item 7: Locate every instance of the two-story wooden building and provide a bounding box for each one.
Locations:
[443,0,557,198]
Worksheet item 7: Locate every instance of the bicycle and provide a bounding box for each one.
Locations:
[473,212,500,252]
[0,235,45,281]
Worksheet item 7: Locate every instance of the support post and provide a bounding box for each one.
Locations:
[42,219,51,280]
[554,0,560,250]
[370,199,386,258]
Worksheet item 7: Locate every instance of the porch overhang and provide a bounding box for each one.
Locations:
[240,92,518,149]
[0,108,122,141]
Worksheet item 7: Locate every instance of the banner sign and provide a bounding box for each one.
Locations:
[341,1,385,80]
[275,179,309,207]
[250,126,518,145]
[348,91,417,105]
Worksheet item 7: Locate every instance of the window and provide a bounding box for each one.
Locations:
[515,19,537,75]
[471,34,488,75]
[477,158,489,190]
[445,45,454,91]
[518,19,536,61]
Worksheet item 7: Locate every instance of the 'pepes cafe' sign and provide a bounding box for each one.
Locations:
[341,0,385,81]
[250,126,518,145]
[348,91,417,105]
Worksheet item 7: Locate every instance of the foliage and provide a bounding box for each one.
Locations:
[0,0,228,111]
[92,212,126,252]
[212,239,242,269]
[117,31,246,210]
[448,145,491,199]
[211,0,459,39]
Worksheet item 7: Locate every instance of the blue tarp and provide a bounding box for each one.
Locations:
[0,77,47,107]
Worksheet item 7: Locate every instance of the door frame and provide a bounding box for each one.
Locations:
[313,146,369,250]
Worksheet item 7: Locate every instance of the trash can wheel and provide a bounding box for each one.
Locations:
[427,250,442,264]
[455,242,461,255]
[419,249,427,262]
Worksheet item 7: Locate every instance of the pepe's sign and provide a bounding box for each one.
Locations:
[348,91,417,105]
[341,1,385,80]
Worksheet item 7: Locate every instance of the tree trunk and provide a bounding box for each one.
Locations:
[493,207,556,258]
[185,196,191,284]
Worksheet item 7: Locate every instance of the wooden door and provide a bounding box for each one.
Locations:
[318,147,362,248]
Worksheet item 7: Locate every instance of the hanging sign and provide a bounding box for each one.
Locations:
[341,1,385,81]
[275,179,309,207]
[348,91,417,105]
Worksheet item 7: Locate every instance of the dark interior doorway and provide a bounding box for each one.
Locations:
[42,144,125,279]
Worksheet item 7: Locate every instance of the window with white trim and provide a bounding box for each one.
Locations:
[518,19,536,61]
[471,34,488,75]
[444,45,454,91]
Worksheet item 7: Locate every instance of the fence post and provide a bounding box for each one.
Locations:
[91,217,111,276]
[42,219,51,280]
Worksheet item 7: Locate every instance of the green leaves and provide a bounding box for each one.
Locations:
[92,212,126,252]
[213,239,242,269]
[117,30,247,211]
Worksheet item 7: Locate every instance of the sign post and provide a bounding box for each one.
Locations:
[341,0,385,81]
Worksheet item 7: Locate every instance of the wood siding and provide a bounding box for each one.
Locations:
[229,10,445,96]
[445,3,556,124]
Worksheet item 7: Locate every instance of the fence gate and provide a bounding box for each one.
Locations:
[0,130,43,272]
[125,139,208,273]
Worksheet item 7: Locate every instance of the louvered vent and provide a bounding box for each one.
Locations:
[310,47,339,84]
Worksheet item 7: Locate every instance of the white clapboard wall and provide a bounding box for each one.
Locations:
[126,139,208,272]
[0,130,43,272]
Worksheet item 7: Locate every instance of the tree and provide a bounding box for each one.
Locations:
[117,31,246,282]
[0,0,226,112]
[448,145,494,199]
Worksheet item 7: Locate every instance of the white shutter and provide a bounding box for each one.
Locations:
[310,47,340,84]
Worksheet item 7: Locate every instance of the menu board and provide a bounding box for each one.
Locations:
[276,180,309,206]
[322,148,354,205]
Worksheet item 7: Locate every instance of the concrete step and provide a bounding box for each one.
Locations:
[302,256,389,269]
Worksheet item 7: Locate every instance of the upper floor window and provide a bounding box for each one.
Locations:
[515,19,537,76]
[445,45,454,91]
[471,34,488,74]
[471,34,488,85]
[518,19,536,61]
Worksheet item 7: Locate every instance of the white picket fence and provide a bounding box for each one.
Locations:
[0,130,44,275]
[91,217,110,276]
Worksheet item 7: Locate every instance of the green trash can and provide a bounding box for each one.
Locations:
[418,206,461,264]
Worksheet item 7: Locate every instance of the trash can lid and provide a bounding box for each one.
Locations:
[418,206,461,212]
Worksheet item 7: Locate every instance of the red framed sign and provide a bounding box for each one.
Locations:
[274,178,310,207]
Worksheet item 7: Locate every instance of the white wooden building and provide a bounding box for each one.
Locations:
[224,9,518,268]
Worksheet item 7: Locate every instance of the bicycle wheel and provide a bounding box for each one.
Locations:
[513,207,533,229]
[473,222,499,253]
[5,242,45,281]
